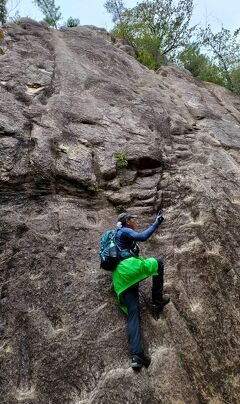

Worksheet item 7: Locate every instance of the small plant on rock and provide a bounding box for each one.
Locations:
[115,204,125,213]
[87,184,103,195]
[116,152,128,168]
[0,30,4,55]
[66,16,80,27]
[178,352,186,369]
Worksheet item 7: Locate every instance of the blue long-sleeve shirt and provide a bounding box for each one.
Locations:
[115,221,159,259]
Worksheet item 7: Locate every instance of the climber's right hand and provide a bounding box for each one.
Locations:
[156,212,164,225]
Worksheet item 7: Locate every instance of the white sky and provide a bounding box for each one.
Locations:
[9,0,240,32]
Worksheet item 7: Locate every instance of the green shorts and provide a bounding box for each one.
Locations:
[112,256,158,314]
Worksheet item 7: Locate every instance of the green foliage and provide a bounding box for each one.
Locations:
[128,0,195,55]
[178,352,186,369]
[66,16,80,27]
[230,67,240,95]
[87,184,103,194]
[106,0,195,70]
[198,26,240,92]
[106,1,240,94]
[33,0,61,28]
[0,2,22,24]
[179,44,207,76]
[115,152,128,168]
[0,29,4,55]
[105,0,125,24]
[0,0,7,24]
[115,204,125,213]
[136,48,159,70]
[134,32,166,70]
[198,64,225,86]
[178,44,225,86]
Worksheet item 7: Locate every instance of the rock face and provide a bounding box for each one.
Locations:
[0,20,240,404]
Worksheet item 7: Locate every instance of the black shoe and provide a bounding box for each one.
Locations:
[152,293,170,310]
[131,353,151,369]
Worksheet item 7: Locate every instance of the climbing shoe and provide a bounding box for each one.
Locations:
[131,352,151,369]
[152,293,170,310]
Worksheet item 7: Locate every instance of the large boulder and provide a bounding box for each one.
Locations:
[0,21,239,403]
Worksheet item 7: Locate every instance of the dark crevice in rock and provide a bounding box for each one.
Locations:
[0,284,8,300]
[0,176,53,204]
[0,173,105,203]
[78,118,100,126]
[220,143,240,151]
[55,178,86,197]
[128,157,164,170]
[137,167,162,177]
[25,123,35,169]
[64,110,103,126]
[0,236,8,253]
[37,86,55,105]
[0,128,16,136]
[54,176,106,203]
[16,223,29,238]
[102,170,116,181]
[55,176,92,194]
[31,119,51,130]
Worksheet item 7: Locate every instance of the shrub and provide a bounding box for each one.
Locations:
[115,204,125,213]
[66,16,80,27]
[178,44,225,86]
[87,185,103,194]
[115,152,128,168]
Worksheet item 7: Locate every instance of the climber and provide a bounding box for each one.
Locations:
[113,212,170,370]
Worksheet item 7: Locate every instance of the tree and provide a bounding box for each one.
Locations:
[0,1,22,24]
[33,0,61,28]
[198,25,240,92]
[105,0,195,69]
[0,0,7,24]
[178,43,225,86]
[230,67,240,95]
[104,0,125,24]
[105,0,137,53]
[65,16,80,27]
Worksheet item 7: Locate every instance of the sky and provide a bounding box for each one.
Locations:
[8,0,240,33]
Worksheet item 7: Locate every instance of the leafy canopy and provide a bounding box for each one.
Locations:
[178,43,225,86]
[33,0,61,28]
[198,25,240,91]
[105,0,195,69]
[0,0,7,24]
[105,0,125,24]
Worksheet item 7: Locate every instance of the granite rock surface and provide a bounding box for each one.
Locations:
[0,20,239,404]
